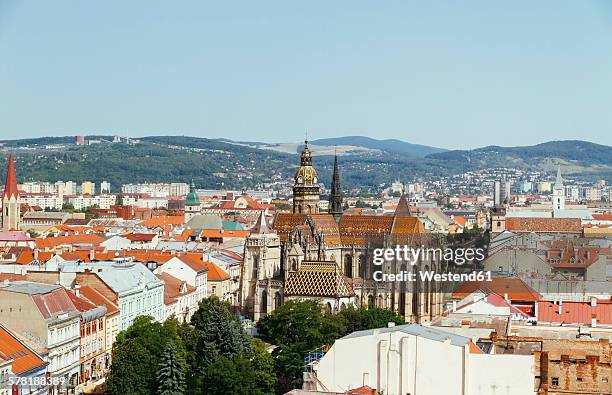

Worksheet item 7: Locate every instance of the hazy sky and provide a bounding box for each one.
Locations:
[1,1,611,149]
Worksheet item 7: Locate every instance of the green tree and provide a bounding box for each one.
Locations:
[189,296,251,368]
[257,299,344,352]
[157,341,186,395]
[335,306,404,336]
[106,316,183,395]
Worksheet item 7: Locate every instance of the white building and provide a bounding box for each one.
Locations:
[59,259,164,331]
[155,256,208,303]
[67,194,117,210]
[306,324,535,395]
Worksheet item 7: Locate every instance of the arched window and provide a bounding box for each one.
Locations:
[344,254,353,278]
[340,302,346,311]
[326,302,333,314]
[378,295,384,308]
[399,264,407,316]
[291,258,298,271]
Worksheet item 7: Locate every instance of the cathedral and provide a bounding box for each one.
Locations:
[240,140,444,322]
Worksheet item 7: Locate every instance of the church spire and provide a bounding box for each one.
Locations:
[554,165,563,187]
[328,151,343,221]
[3,152,18,200]
[252,211,270,234]
[394,190,411,217]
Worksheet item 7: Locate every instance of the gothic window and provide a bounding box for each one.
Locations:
[358,255,366,278]
[367,295,374,309]
[291,258,298,271]
[261,290,268,314]
[274,292,282,309]
[344,254,353,278]
[326,302,332,314]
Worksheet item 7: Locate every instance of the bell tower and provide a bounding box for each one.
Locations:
[2,152,21,230]
[292,140,320,214]
[328,152,343,221]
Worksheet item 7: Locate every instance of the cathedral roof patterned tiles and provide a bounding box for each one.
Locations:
[284,261,354,298]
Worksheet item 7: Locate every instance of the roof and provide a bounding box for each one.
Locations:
[505,217,581,233]
[251,212,271,234]
[0,324,46,375]
[177,255,210,273]
[35,234,106,249]
[537,299,612,326]
[202,261,229,281]
[284,261,354,298]
[77,285,119,315]
[156,272,196,306]
[139,215,185,227]
[343,323,471,348]
[185,214,223,230]
[2,152,19,199]
[0,231,32,242]
[200,229,250,239]
[0,281,79,320]
[123,233,157,242]
[452,277,541,302]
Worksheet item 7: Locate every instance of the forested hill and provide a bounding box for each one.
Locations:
[0,136,610,191]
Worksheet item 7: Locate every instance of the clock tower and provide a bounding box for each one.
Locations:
[292,140,320,214]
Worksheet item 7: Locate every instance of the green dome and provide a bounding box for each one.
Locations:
[185,181,200,205]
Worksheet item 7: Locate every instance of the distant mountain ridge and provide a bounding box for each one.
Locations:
[309,136,447,157]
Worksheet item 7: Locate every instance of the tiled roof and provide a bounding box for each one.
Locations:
[0,324,46,375]
[284,261,354,298]
[200,229,250,239]
[78,285,119,315]
[139,215,185,227]
[505,217,581,233]
[452,277,540,302]
[35,234,107,249]
[537,299,612,326]
[177,255,210,273]
[0,231,32,242]
[202,261,229,281]
[156,272,196,305]
[123,233,157,242]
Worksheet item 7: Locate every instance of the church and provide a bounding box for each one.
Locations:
[240,140,445,322]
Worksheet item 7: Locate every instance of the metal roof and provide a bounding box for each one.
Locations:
[342,324,471,347]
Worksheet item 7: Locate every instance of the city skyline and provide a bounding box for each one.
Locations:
[1,1,612,148]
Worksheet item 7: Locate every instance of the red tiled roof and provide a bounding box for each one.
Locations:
[123,233,157,242]
[77,285,119,315]
[203,262,229,281]
[35,234,106,249]
[537,299,612,326]
[139,216,185,227]
[200,229,250,239]
[452,277,541,303]
[592,213,612,221]
[505,217,581,233]
[0,324,46,375]
[156,272,196,305]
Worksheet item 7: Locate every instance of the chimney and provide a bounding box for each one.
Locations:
[558,300,563,315]
[452,300,457,312]
[591,298,597,307]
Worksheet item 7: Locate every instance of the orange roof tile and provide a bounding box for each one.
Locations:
[35,234,106,249]
[77,285,119,315]
[505,217,581,233]
[139,215,185,227]
[202,261,229,281]
[452,277,540,302]
[0,324,46,375]
[200,229,250,239]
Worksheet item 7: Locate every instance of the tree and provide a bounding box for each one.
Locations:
[157,341,186,395]
[106,316,183,395]
[189,296,251,368]
[335,306,404,336]
[257,299,344,352]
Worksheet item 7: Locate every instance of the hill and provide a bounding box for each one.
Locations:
[0,136,610,192]
[309,136,447,157]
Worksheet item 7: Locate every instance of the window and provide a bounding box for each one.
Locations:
[551,377,559,386]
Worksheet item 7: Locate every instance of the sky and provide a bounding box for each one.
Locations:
[1,1,611,149]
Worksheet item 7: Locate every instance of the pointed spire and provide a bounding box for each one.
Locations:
[555,165,563,185]
[394,190,411,217]
[252,211,270,234]
[3,152,19,200]
[328,152,343,220]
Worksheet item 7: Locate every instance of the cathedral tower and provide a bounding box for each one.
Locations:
[328,152,343,221]
[292,140,320,214]
[2,153,21,230]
